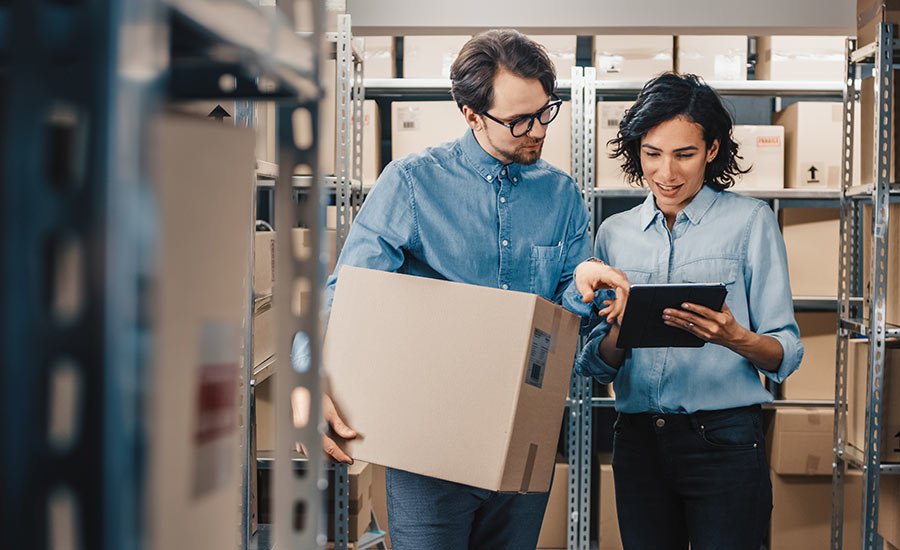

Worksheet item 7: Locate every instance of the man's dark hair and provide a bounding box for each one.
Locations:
[450,29,556,114]
[610,72,749,191]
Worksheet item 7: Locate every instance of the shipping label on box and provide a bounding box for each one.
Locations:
[391,102,470,160]
[766,407,834,475]
[323,266,580,492]
[731,125,784,189]
[596,101,633,187]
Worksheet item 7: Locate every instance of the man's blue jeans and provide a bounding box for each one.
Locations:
[612,404,772,550]
[386,467,551,550]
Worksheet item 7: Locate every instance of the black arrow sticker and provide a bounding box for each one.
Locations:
[208,105,232,124]
[808,165,820,182]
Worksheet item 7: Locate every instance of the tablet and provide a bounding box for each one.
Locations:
[615,283,728,349]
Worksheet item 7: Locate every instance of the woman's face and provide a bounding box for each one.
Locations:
[640,115,719,219]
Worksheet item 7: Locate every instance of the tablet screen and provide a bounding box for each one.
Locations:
[615,283,727,349]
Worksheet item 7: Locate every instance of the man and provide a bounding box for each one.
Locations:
[318,29,628,550]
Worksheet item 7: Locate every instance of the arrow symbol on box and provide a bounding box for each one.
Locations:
[208,105,231,124]
[808,165,819,182]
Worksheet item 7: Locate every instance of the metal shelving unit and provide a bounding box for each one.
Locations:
[832,27,900,550]
[2,1,327,550]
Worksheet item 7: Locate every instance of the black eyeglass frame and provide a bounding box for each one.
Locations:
[479,93,563,138]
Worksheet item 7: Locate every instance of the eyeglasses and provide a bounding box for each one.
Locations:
[480,94,563,138]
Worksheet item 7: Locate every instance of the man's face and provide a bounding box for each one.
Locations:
[466,69,553,165]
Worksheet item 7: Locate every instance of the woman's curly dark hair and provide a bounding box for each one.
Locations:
[609,72,749,191]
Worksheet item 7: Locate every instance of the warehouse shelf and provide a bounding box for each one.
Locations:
[850,38,900,64]
[589,398,839,409]
[256,160,279,180]
[257,175,373,194]
[252,355,277,385]
[592,187,842,200]
[839,318,900,339]
[793,297,841,311]
[364,78,574,100]
[841,447,900,476]
[845,183,900,199]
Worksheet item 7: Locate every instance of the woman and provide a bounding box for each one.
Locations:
[575,73,803,549]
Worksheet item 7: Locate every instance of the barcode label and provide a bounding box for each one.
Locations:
[526,328,551,388]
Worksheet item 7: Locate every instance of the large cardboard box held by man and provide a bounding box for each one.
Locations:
[323,266,580,492]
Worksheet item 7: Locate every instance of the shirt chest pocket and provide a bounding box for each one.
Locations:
[529,243,564,299]
[676,259,741,308]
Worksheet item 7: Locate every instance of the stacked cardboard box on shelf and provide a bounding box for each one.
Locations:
[594,36,674,81]
[536,459,569,549]
[756,36,847,82]
[323,266,580,492]
[595,101,633,188]
[148,114,254,550]
[731,125,784,189]
[863,203,900,327]
[781,208,840,297]
[533,35,577,79]
[781,312,838,401]
[402,36,470,78]
[676,36,747,81]
[391,101,470,160]
[857,0,900,45]
[859,67,900,186]
[847,338,900,463]
[597,457,623,550]
[363,36,395,79]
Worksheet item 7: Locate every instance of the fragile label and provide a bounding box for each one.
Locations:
[756,135,782,148]
[526,328,551,389]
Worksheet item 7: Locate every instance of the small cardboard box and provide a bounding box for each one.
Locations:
[370,464,391,547]
[252,296,275,367]
[594,35,674,81]
[731,125,784,189]
[781,208,840,297]
[770,470,862,550]
[541,101,572,173]
[391,101,470,160]
[324,266,580,492]
[597,461,622,550]
[860,69,900,186]
[254,231,276,297]
[882,474,900,548]
[847,338,900,463]
[863,203,900,327]
[363,36,395,79]
[756,36,847,82]
[534,35,577,80]
[781,312,837,401]
[402,35,471,79]
[857,0,900,45]
[536,460,569,549]
[775,101,860,189]
[676,35,747,81]
[596,101,634,188]
[766,407,834,475]
[326,461,374,541]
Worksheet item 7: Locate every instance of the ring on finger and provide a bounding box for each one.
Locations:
[688,322,695,328]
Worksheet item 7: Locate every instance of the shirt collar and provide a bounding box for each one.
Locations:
[458,129,522,185]
[639,184,719,231]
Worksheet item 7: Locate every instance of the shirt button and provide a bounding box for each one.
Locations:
[513,177,518,182]
[655,418,666,428]
[503,168,508,175]
[501,284,509,290]
[502,240,509,247]
[486,175,492,181]
[500,197,506,203]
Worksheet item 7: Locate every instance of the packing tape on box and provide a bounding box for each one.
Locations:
[806,454,822,475]
[550,307,561,354]
[520,443,539,493]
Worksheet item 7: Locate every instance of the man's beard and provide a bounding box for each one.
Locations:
[484,131,544,165]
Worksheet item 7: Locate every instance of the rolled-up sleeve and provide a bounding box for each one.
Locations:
[574,307,621,384]
[745,204,804,383]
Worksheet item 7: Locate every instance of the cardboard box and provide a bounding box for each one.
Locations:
[781,312,838,401]
[756,36,847,82]
[323,266,580,492]
[533,35,577,80]
[596,101,634,187]
[731,125,784,189]
[770,470,862,550]
[863,203,900,326]
[882,474,900,548]
[391,101,470,160]
[781,208,840,297]
[254,231,276,297]
[254,374,275,452]
[252,296,275,367]
[594,35,674,81]
[536,460,569,549]
[775,101,860,189]
[361,100,382,185]
[149,115,254,550]
[541,101,572,173]
[766,407,834,475]
[847,338,900,463]
[860,69,900,186]
[402,35,471,79]
[857,0,900,45]
[597,462,622,550]
[370,464,391,548]
[363,36,394,79]
[326,461,374,541]
[676,36,747,81]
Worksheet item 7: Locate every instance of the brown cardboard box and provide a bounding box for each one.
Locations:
[391,101,470,160]
[882,474,900,548]
[252,296,275,367]
[326,461,374,541]
[770,470,862,550]
[594,36,674,81]
[254,375,276,452]
[775,101,860,189]
[402,36,470,79]
[676,36,747,81]
[536,460,569,549]
[541,101,572,173]
[857,0,900,45]
[323,266,580,492]
[255,101,276,164]
[533,35,577,80]
[847,338,900,463]
[363,36,395,79]
[781,312,838,401]
[370,464,391,548]
[766,407,834,475]
[731,125,784,189]
[596,101,634,188]
[863,203,900,326]
[756,36,847,82]
[781,208,840,297]
[254,231,276,297]
[597,462,622,550]
[361,100,382,185]
[149,115,254,550]
[860,69,900,186]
